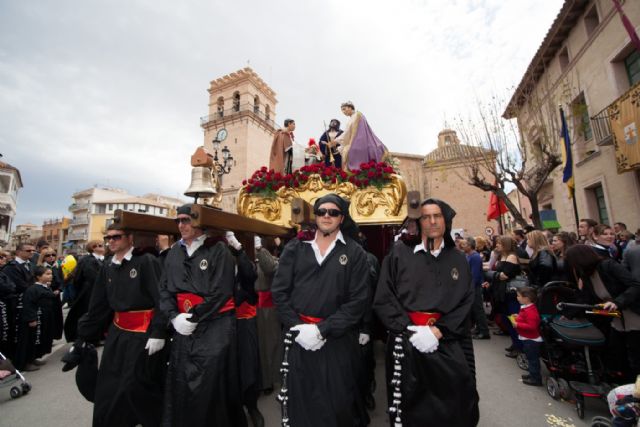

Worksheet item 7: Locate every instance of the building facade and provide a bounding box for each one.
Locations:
[42,217,70,255]
[199,67,279,211]
[0,161,23,247]
[505,0,640,233]
[10,223,42,249]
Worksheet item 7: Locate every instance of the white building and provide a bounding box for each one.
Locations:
[0,161,23,247]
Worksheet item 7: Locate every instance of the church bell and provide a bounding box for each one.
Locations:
[184,166,217,200]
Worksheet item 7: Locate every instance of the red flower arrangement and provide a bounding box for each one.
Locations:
[242,161,396,196]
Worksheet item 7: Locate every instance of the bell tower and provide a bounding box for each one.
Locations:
[200,67,278,211]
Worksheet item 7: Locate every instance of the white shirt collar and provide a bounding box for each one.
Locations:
[304,230,345,265]
[520,303,533,309]
[15,257,28,264]
[413,239,445,257]
[180,233,207,257]
[111,247,134,265]
[93,253,105,261]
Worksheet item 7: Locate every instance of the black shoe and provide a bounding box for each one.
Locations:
[493,330,509,336]
[248,407,265,427]
[521,374,531,380]
[504,345,515,352]
[505,350,519,358]
[522,378,542,386]
[472,334,490,340]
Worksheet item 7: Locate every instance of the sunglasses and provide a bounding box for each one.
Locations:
[315,208,342,217]
[104,234,126,241]
[0,255,6,259]
[45,254,57,257]
[174,217,192,225]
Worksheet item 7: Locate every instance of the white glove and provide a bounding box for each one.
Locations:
[254,236,262,250]
[407,325,439,353]
[145,338,165,356]
[291,324,325,351]
[225,231,242,250]
[358,333,370,346]
[171,313,197,336]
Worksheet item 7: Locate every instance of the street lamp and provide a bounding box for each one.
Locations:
[210,129,232,207]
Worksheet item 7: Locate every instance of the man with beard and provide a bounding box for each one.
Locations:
[318,119,344,168]
[272,193,370,427]
[374,198,479,427]
[64,223,167,427]
[269,118,295,174]
[159,205,246,427]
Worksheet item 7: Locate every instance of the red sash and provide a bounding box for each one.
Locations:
[298,313,324,324]
[257,291,274,308]
[113,310,154,333]
[177,293,235,314]
[408,311,441,326]
[236,302,257,319]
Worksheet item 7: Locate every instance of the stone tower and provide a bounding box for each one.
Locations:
[200,67,278,211]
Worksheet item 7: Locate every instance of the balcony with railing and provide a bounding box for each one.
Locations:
[68,231,88,241]
[69,202,90,211]
[590,106,613,146]
[200,102,279,130]
[70,215,89,225]
[0,229,8,243]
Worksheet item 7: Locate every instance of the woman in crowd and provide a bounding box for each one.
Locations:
[475,236,492,262]
[593,224,617,259]
[565,245,640,382]
[551,231,575,281]
[482,236,522,356]
[0,250,10,269]
[526,230,557,288]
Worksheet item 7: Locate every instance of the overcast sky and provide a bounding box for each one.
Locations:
[0,0,564,227]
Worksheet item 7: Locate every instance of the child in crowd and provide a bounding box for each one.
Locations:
[19,266,60,370]
[510,287,543,386]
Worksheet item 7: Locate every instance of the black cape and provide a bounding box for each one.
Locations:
[65,255,103,342]
[77,251,167,427]
[374,241,479,427]
[272,235,370,427]
[159,239,246,427]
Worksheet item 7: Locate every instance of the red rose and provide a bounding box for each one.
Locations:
[261,166,268,172]
[367,171,375,178]
[363,179,370,186]
[242,179,247,185]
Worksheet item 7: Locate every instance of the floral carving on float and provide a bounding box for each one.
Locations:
[237,161,407,227]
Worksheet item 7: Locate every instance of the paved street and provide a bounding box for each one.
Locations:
[0,333,610,427]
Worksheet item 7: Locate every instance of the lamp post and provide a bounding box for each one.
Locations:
[209,129,232,207]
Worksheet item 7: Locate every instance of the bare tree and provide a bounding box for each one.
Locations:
[453,88,568,229]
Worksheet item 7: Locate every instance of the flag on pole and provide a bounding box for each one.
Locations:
[486,188,508,221]
[559,107,575,198]
[611,0,640,52]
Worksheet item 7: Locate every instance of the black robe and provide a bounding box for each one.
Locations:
[159,239,246,427]
[22,283,58,359]
[65,255,103,342]
[231,247,262,405]
[44,263,64,340]
[77,251,166,427]
[271,236,370,427]
[0,270,16,357]
[2,260,34,361]
[319,129,344,168]
[374,241,479,427]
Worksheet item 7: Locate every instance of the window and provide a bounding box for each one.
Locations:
[0,175,10,193]
[559,47,569,72]
[584,5,599,37]
[593,184,609,225]
[233,91,240,112]
[124,204,129,211]
[625,49,640,86]
[265,105,271,121]
[217,96,225,118]
[572,93,593,141]
[108,204,113,211]
[254,95,260,114]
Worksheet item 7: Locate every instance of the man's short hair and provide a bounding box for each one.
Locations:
[284,119,295,127]
[517,286,537,303]
[106,223,129,233]
[513,229,526,239]
[614,222,627,230]
[36,240,50,249]
[465,237,476,250]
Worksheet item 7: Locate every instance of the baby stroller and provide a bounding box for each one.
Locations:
[536,282,620,419]
[0,351,32,399]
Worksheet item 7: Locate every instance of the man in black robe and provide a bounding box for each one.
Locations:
[272,193,370,427]
[65,224,167,427]
[319,119,344,168]
[374,198,479,427]
[159,205,246,427]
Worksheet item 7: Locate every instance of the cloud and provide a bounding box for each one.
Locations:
[0,0,563,227]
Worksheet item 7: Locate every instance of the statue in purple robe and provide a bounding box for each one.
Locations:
[335,101,388,172]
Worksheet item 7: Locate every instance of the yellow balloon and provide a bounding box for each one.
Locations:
[61,255,77,280]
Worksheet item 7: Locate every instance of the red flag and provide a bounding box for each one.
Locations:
[611,0,640,52]
[486,191,508,221]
